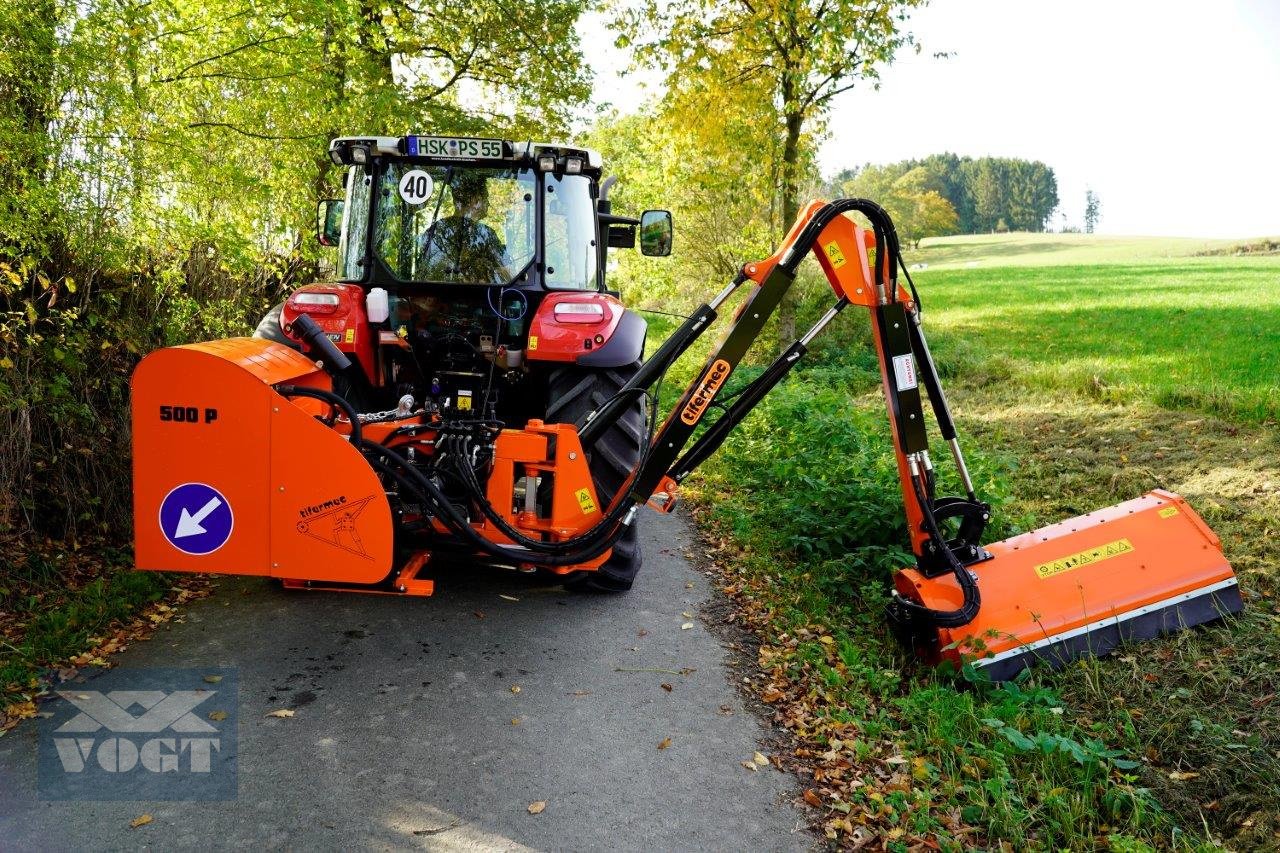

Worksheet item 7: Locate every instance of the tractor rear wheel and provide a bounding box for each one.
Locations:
[545,361,647,592]
[252,303,297,348]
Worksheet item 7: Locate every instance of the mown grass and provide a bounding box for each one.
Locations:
[914,232,1277,269]
[915,259,1280,424]
[667,247,1279,848]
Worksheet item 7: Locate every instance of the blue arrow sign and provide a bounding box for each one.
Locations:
[159,483,234,555]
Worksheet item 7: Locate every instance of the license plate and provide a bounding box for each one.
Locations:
[406,136,505,160]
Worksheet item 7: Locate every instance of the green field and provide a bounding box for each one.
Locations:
[683,232,1280,848]
[914,258,1280,423]
[913,231,1279,269]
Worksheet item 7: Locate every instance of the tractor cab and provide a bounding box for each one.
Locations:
[257,134,671,432]
[319,135,671,292]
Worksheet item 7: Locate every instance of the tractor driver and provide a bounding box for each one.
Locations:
[417,173,510,284]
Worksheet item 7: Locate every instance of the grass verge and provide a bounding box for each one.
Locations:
[672,254,1278,848]
[0,539,208,731]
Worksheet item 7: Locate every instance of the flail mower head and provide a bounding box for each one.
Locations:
[129,163,1241,678]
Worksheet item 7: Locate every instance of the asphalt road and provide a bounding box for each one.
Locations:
[0,510,808,851]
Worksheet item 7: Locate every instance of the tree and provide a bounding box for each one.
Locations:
[616,0,928,350]
[837,164,956,250]
[0,0,594,538]
[1084,189,1100,234]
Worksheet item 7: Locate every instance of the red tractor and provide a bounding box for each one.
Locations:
[247,136,668,592]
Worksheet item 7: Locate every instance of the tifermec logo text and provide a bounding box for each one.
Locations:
[38,668,238,800]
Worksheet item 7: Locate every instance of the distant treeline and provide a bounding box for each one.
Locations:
[832,154,1060,234]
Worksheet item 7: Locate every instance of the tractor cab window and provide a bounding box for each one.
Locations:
[373,163,536,285]
[543,173,598,290]
[338,167,372,282]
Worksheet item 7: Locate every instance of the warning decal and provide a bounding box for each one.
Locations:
[1158,507,1179,518]
[575,487,598,515]
[892,354,917,392]
[823,242,847,269]
[1034,538,1134,580]
[297,495,376,559]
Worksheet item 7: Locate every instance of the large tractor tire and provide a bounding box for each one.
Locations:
[252,302,298,349]
[545,361,647,592]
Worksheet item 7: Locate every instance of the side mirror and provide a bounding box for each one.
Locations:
[316,199,344,247]
[638,209,673,257]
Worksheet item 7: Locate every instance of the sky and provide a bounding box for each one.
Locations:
[581,1,1280,237]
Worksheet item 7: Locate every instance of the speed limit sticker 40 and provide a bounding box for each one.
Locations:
[398,169,434,205]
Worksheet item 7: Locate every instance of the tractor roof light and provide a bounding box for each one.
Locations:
[564,157,583,175]
[553,302,606,323]
[350,145,370,165]
[328,145,346,166]
[537,154,556,172]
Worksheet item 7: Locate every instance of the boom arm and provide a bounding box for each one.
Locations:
[581,197,992,627]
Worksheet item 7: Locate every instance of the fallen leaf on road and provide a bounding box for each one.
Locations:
[510,685,522,694]
[1169,771,1200,781]
[740,760,758,772]
[719,705,734,715]
[208,711,228,722]
[203,675,222,684]
[637,629,649,637]
[511,718,521,725]
[803,789,823,807]
[762,689,784,703]
[499,594,520,602]
[130,815,152,829]
[658,737,672,750]
[527,801,546,815]
[685,581,694,589]
[680,622,693,630]
[660,683,673,692]
[474,611,485,619]
[681,611,693,619]
[568,690,591,697]
[266,709,295,718]
[753,752,769,766]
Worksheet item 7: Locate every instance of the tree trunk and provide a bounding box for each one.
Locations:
[776,109,804,353]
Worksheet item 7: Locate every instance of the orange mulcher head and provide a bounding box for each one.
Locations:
[783,198,1243,679]
[892,490,1241,678]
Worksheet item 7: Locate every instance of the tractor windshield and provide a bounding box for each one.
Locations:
[372,163,537,286]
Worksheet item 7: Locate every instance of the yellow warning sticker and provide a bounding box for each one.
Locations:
[457,391,472,411]
[1035,538,1134,579]
[1158,507,1179,519]
[575,487,597,515]
[529,335,538,350]
[344,328,355,344]
[823,242,847,269]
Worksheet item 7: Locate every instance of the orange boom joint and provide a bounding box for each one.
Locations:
[130,133,1240,679]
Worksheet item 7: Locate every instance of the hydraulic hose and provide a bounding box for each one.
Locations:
[283,384,637,564]
[898,470,982,628]
[437,429,645,556]
[276,384,362,447]
[365,447,630,567]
